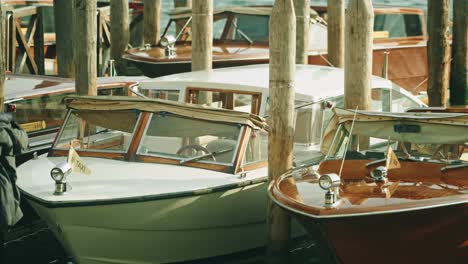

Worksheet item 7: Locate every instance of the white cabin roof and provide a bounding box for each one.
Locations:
[139,64,394,102]
[5,75,149,100]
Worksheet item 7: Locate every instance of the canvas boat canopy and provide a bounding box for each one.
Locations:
[168,6,321,23]
[63,95,268,131]
[322,108,468,153]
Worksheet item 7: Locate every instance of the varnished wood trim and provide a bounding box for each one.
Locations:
[234,127,250,174]
[126,112,150,161]
[185,87,262,115]
[242,161,268,172]
[49,149,124,160]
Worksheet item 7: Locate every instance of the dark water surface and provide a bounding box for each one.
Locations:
[5,0,434,263]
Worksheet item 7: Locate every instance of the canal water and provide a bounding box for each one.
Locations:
[4,0,444,263]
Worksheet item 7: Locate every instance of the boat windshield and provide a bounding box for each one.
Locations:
[327,125,468,164]
[163,13,270,43]
[138,113,241,165]
[54,110,140,153]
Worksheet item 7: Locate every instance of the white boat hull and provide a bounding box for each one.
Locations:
[29,181,273,264]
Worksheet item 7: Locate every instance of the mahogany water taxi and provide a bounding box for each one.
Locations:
[269,109,468,264]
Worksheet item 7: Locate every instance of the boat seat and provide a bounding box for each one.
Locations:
[206,139,237,164]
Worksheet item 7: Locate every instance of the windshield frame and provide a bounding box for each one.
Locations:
[51,109,142,155]
[135,112,245,172]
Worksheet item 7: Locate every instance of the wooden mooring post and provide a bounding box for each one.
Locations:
[0,3,5,112]
[267,1,296,263]
[111,0,130,75]
[192,0,213,104]
[327,0,344,67]
[344,0,373,110]
[54,0,74,77]
[143,0,162,46]
[449,0,468,106]
[427,0,450,107]
[74,0,97,96]
[294,0,309,64]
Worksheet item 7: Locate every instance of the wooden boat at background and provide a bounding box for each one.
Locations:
[124,5,428,94]
[269,109,468,264]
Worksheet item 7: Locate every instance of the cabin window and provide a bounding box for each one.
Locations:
[141,89,180,101]
[186,88,261,114]
[138,113,242,165]
[243,130,268,165]
[265,98,325,145]
[233,15,269,42]
[308,22,328,50]
[97,86,129,96]
[213,17,228,39]
[374,14,423,38]
[12,93,68,133]
[294,101,324,146]
[54,110,140,153]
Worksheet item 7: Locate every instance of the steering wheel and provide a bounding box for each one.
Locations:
[176,144,215,161]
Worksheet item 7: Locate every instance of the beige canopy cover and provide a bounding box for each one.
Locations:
[321,108,468,154]
[63,96,269,131]
[169,6,321,23]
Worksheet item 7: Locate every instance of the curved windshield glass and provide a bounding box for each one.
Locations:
[54,110,140,153]
[138,113,242,165]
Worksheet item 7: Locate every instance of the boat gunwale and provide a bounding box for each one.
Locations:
[20,175,268,208]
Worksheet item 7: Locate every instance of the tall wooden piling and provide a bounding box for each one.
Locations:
[327,0,345,67]
[143,0,162,46]
[74,0,97,96]
[344,0,373,110]
[111,0,130,75]
[294,0,309,64]
[427,0,450,107]
[192,0,213,104]
[267,1,296,262]
[54,0,75,77]
[0,3,5,112]
[174,0,192,8]
[449,0,468,106]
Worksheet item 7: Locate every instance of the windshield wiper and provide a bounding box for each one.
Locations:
[231,20,253,45]
[179,148,234,165]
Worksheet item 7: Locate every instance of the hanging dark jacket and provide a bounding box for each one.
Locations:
[0,113,28,230]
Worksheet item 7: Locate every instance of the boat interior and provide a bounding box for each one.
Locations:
[271,110,468,217]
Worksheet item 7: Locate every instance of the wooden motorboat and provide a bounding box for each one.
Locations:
[124,5,428,93]
[4,73,148,164]
[269,109,468,264]
[17,96,276,263]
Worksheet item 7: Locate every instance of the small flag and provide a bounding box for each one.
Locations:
[68,146,91,175]
[386,146,401,170]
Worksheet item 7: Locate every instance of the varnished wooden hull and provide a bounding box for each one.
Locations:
[127,56,268,78]
[308,44,428,94]
[291,202,468,264]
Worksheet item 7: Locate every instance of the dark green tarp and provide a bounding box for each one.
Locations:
[0,114,28,230]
